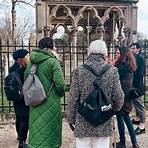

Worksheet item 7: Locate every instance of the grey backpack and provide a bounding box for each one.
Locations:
[23,64,53,106]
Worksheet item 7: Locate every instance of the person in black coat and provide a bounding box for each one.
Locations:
[10,49,30,148]
[114,46,139,148]
[130,42,145,135]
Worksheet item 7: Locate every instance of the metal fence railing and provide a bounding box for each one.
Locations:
[0,39,148,115]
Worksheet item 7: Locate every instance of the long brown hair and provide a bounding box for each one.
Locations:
[116,46,137,71]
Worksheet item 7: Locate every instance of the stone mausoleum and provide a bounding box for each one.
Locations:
[36,0,139,46]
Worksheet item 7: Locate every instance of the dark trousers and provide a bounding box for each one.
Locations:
[133,97,145,123]
[15,115,29,143]
[116,112,137,145]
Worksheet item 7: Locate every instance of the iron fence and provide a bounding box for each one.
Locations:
[0,40,148,115]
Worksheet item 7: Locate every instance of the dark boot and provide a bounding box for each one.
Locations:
[116,142,126,148]
[135,127,145,135]
[133,143,139,148]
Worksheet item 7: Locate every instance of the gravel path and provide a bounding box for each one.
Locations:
[0,113,147,148]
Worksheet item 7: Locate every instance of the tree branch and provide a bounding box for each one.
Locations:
[16,0,35,8]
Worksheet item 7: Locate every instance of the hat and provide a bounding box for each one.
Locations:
[38,37,54,49]
[13,49,29,61]
[88,40,107,56]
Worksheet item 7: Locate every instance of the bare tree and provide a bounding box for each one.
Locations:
[16,16,35,44]
[0,12,35,45]
[11,0,35,44]
[0,13,12,43]
[0,0,35,44]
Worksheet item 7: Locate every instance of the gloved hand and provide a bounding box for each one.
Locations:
[69,123,75,131]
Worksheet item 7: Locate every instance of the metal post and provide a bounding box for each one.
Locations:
[87,10,90,47]
[73,28,77,69]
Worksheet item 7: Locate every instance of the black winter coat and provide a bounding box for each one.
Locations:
[9,62,29,116]
[115,62,134,113]
[133,53,145,96]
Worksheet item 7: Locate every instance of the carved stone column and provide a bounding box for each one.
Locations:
[131,4,138,42]
[96,25,105,40]
[71,27,78,70]
[43,26,55,37]
[36,1,46,41]
[123,28,131,46]
[117,20,124,45]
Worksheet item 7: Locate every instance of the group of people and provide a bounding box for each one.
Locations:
[9,37,145,148]
[66,41,145,148]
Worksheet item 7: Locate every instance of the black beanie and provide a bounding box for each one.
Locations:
[38,37,54,49]
[13,49,29,61]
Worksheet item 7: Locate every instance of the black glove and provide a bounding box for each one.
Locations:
[69,123,75,131]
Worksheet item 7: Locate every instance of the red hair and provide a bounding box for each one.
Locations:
[116,46,137,71]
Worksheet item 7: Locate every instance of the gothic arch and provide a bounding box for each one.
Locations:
[101,6,125,24]
[48,5,75,27]
[75,5,102,27]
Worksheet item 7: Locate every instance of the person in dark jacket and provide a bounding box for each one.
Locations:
[10,49,30,148]
[114,46,139,148]
[130,42,145,135]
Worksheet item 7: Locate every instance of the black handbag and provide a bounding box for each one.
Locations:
[78,64,115,127]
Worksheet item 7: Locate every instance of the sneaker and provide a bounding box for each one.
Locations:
[135,127,145,135]
[116,142,126,148]
[133,143,139,148]
[132,119,140,125]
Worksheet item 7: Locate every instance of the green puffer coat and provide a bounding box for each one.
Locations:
[24,48,65,148]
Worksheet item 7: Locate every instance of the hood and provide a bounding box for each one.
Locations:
[30,48,55,64]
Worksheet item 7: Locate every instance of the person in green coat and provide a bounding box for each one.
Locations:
[24,37,65,148]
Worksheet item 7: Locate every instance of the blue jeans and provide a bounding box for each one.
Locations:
[116,112,137,145]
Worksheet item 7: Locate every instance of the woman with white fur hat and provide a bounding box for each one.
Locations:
[66,39,124,148]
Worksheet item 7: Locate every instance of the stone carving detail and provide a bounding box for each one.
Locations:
[96,25,105,40]
[40,2,128,45]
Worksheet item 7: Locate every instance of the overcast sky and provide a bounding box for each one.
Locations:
[0,0,148,37]
[137,0,148,37]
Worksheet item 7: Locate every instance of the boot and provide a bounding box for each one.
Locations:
[116,142,126,148]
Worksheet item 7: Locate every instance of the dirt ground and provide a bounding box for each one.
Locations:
[0,113,148,148]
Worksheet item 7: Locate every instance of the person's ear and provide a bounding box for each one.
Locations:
[137,48,141,52]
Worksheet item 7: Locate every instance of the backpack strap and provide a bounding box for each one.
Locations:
[30,58,53,96]
[82,64,111,77]
[30,65,37,74]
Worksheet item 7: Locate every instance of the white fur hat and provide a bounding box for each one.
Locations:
[88,40,108,56]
